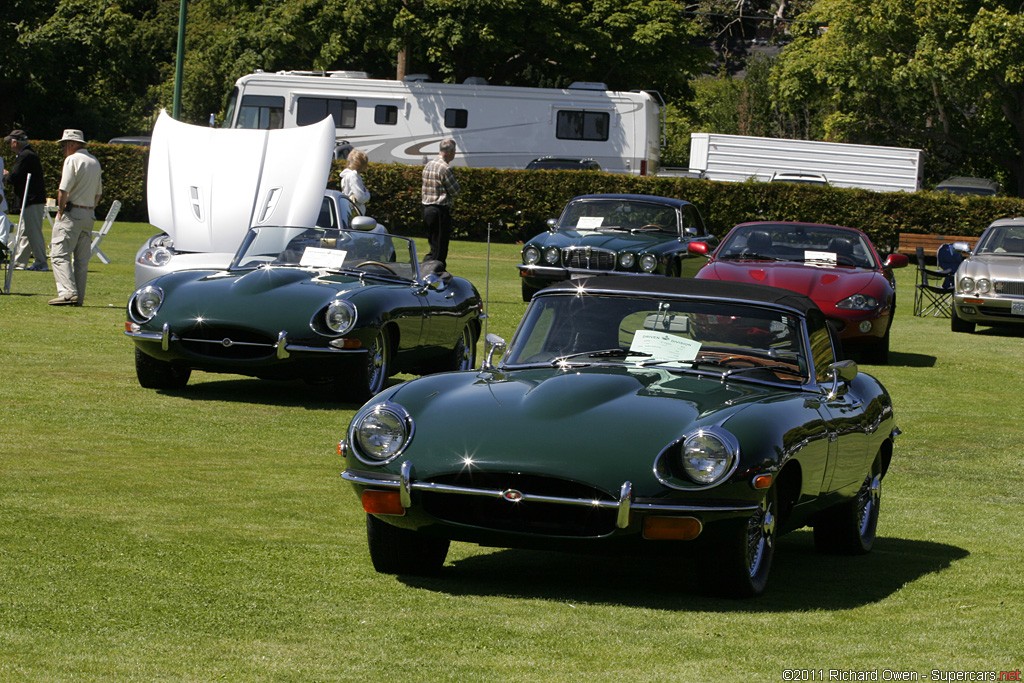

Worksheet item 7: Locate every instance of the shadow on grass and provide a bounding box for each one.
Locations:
[399,531,968,611]
[152,376,372,410]
[882,351,937,367]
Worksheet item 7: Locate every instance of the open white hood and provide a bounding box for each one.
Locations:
[146,110,335,253]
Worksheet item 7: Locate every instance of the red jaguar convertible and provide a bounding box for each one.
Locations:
[689,221,909,363]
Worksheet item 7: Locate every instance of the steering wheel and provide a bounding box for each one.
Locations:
[636,224,663,231]
[354,260,399,275]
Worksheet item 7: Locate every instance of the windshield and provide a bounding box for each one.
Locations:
[557,199,678,233]
[505,292,808,385]
[975,224,1024,255]
[718,224,877,269]
[230,226,417,279]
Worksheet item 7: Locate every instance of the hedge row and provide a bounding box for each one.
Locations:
[6,141,1024,250]
[363,164,1024,251]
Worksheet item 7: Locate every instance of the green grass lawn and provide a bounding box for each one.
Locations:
[1,222,1021,681]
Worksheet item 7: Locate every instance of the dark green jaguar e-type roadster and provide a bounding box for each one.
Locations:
[340,276,898,597]
[125,223,482,401]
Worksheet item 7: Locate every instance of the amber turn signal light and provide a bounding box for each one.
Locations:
[642,516,703,541]
[361,489,405,516]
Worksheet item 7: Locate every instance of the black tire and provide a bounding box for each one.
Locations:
[704,486,777,598]
[365,514,450,575]
[448,323,477,372]
[813,462,882,555]
[338,326,391,402]
[951,306,975,333]
[521,281,540,302]
[135,348,191,389]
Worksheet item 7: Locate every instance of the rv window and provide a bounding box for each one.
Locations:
[375,105,398,125]
[445,109,468,129]
[237,95,285,129]
[556,111,609,141]
[297,97,357,128]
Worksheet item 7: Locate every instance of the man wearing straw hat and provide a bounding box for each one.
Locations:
[49,128,102,306]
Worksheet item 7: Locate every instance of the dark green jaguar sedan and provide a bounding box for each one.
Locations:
[517,194,718,301]
[340,276,898,597]
[126,223,482,401]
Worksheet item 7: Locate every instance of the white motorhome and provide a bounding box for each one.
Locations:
[689,132,925,192]
[222,70,664,174]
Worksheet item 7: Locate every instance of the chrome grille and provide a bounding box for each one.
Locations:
[420,472,618,537]
[563,246,616,271]
[993,281,1024,297]
[178,326,277,360]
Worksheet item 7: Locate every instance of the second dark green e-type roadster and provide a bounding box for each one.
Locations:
[125,223,482,401]
[340,276,899,597]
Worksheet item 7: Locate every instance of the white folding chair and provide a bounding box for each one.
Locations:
[91,200,121,264]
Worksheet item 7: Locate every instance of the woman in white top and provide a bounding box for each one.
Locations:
[339,149,370,215]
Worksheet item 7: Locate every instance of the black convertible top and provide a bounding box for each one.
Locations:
[540,275,823,318]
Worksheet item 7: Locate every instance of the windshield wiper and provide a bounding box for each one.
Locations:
[719,252,787,262]
[551,348,652,365]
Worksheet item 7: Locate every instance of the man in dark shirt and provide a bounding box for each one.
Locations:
[4,129,49,270]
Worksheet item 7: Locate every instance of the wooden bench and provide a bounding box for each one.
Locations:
[897,232,977,261]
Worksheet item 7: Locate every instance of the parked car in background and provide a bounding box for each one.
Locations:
[525,157,601,171]
[126,225,482,401]
[518,194,717,301]
[340,276,898,597]
[108,136,152,146]
[135,110,335,287]
[935,176,1000,196]
[689,221,909,363]
[952,217,1024,333]
[769,171,829,186]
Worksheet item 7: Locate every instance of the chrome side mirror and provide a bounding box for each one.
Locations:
[825,359,858,400]
[483,333,507,370]
[546,218,558,233]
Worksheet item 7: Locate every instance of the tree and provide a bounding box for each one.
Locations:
[769,0,1024,193]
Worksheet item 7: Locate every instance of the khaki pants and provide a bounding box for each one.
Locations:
[51,208,93,302]
[14,204,48,266]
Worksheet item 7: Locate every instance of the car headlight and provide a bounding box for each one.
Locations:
[139,246,172,268]
[543,246,560,265]
[655,427,740,488]
[128,285,164,322]
[350,402,413,464]
[523,246,541,265]
[958,276,974,293]
[836,293,879,310]
[618,252,636,269]
[976,278,991,294]
[322,299,357,334]
[639,254,658,273]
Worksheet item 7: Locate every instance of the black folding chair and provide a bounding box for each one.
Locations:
[913,246,952,317]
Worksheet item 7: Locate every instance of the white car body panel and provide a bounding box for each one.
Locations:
[136,110,335,286]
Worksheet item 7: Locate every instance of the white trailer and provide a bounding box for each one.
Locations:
[221,70,664,175]
[688,132,924,192]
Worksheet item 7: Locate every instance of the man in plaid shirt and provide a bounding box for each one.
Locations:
[421,138,460,268]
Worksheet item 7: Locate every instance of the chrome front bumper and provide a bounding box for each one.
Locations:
[342,460,760,531]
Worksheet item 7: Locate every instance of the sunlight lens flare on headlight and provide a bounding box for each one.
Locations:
[324,300,357,334]
[131,285,164,322]
[352,403,413,463]
[681,429,738,485]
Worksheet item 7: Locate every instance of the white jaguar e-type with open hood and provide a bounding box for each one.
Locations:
[134,110,337,286]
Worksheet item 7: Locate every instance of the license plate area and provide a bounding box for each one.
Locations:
[1012,301,1024,316]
